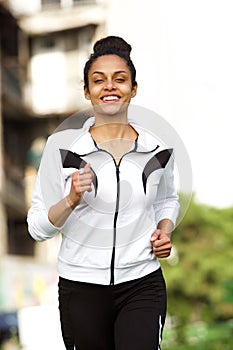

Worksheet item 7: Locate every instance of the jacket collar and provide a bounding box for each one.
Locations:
[81,117,160,154]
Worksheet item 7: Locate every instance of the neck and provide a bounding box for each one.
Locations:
[90,108,133,140]
[89,122,138,165]
[92,102,129,129]
[94,111,128,126]
[90,122,135,142]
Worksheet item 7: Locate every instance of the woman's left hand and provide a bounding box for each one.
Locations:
[150,229,172,258]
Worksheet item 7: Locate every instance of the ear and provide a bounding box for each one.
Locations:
[84,86,91,100]
[131,83,138,98]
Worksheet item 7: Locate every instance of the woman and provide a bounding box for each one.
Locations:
[27,36,180,350]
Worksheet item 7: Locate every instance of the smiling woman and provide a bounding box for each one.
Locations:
[84,54,137,120]
[27,35,180,350]
[83,37,137,123]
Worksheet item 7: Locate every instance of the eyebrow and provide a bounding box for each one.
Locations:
[91,70,128,76]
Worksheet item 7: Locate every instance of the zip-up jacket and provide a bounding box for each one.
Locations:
[27,117,180,285]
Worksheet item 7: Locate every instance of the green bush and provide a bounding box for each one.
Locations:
[163,321,233,350]
[160,196,233,345]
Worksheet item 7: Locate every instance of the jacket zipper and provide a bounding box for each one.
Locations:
[90,138,139,285]
[110,164,120,285]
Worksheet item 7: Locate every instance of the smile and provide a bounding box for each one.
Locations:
[101,95,120,102]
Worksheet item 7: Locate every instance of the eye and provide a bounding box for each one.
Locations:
[115,78,125,83]
[94,79,104,83]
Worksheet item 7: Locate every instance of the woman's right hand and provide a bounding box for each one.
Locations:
[66,163,94,209]
[48,163,94,227]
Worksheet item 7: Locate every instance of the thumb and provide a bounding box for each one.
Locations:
[84,163,91,170]
[150,230,160,242]
[79,163,91,173]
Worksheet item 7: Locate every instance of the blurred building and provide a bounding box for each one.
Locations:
[0,0,107,316]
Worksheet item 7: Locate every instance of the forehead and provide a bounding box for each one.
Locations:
[90,54,129,74]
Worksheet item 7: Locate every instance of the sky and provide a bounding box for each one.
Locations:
[106,0,233,208]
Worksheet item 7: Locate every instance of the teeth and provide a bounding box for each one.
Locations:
[103,96,119,101]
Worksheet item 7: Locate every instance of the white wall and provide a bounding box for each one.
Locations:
[8,0,233,207]
[106,0,233,208]
[8,0,41,15]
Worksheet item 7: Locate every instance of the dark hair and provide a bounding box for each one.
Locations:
[84,36,137,90]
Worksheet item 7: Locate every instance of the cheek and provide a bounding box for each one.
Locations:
[121,85,133,96]
[87,85,101,99]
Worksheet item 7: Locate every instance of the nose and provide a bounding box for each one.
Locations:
[105,78,115,91]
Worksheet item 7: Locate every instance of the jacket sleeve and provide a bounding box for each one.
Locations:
[27,135,64,241]
[153,152,180,228]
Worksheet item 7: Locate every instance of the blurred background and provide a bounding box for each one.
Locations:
[0,0,232,349]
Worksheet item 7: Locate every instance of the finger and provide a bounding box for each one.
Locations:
[153,247,172,258]
[79,168,85,175]
[155,252,171,258]
[78,162,91,175]
[78,178,93,188]
[153,244,172,252]
[72,165,93,194]
[77,174,93,193]
[79,164,93,178]
[84,163,91,170]
[154,234,171,245]
[85,164,94,180]
[71,171,79,183]
[152,245,172,258]
[82,163,92,174]
[152,244,172,252]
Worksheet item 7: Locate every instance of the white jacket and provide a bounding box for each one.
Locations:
[27,117,180,285]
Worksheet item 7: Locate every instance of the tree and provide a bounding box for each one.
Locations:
[161,196,233,343]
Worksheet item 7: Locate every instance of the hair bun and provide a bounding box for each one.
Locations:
[93,36,132,57]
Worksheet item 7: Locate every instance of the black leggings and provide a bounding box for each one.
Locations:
[58,269,167,350]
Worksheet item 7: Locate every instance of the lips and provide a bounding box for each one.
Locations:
[101,95,120,102]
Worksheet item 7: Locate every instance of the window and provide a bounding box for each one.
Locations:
[73,0,96,4]
[41,0,60,8]
[8,219,35,256]
[41,0,96,9]
[41,0,60,5]
[73,0,96,3]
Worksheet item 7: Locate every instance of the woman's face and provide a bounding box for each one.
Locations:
[84,54,137,117]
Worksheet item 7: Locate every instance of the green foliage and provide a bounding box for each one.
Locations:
[163,321,233,350]
[160,195,233,342]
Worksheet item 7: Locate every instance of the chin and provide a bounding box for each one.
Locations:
[93,102,129,117]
